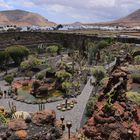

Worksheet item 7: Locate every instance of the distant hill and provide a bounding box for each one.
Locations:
[71,22,82,25]
[0,9,56,27]
[86,9,140,27]
[106,9,140,27]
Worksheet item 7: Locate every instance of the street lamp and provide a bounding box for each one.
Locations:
[60,116,65,131]
[60,115,64,124]
[127,129,134,140]
[66,121,72,139]
[65,98,68,108]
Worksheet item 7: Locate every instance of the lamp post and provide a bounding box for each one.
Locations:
[65,98,68,109]
[66,121,72,139]
[127,129,134,140]
[60,116,65,131]
[60,115,64,124]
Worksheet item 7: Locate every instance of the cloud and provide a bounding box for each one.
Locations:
[0,0,13,9]
[1,0,140,23]
[22,1,35,7]
[29,0,140,23]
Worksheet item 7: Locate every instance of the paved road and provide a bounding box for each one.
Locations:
[0,76,94,132]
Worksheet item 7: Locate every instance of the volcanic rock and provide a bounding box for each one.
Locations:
[15,130,27,138]
[32,109,56,126]
[81,56,140,140]
[8,119,28,131]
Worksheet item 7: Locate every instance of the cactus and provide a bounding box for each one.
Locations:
[0,113,8,124]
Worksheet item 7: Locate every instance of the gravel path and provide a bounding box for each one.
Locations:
[0,76,94,132]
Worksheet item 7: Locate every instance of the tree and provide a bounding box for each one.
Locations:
[57,44,63,55]
[36,73,44,80]
[4,75,14,85]
[20,55,41,70]
[97,40,108,50]
[134,56,140,65]
[91,66,106,95]
[86,40,109,65]
[62,81,72,97]
[6,45,29,66]
[26,71,34,80]
[86,42,97,65]
[0,51,9,69]
[55,70,72,81]
[86,96,98,116]
[46,45,59,56]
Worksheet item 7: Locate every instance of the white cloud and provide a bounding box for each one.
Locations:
[0,0,13,9]
[88,0,115,7]
[22,1,35,7]
[1,0,140,23]
[47,4,67,13]
[30,0,140,22]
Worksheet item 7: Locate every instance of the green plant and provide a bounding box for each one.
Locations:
[36,73,44,80]
[26,71,33,79]
[46,45,59,55]
[91,66,106,94]
[4,75,14,85]
[100,77,109,86]
[134,56,140,65]
[0,51,9,69]
[6,45,29,66]
[97,40,109,49]
[126,92,140,105]
[104,93,114,112]
[86,95,99,116]
[0,113,8,125]
[55,70,72,81]
[11,72,17,77]
[62,81,72,96]
[20,55,41,70]
[86,42,97,65]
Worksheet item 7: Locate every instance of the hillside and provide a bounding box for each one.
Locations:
[83,9,140,27]
[108,9,140,27]
[0,10,56,27]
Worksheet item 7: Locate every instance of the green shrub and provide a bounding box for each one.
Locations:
[134,56,140,65]
[4,75,14,84]
[6,45,29,66]
[97,40,109,49]
[126,92,140,105]
[91,66,106,85]
[36,73,44,80]
[86,95,98,117]
[46,45,59,54]
[11,72,17,77]
[131,74,140,84]
[100,77,109,86]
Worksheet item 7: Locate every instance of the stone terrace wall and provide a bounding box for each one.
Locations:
[0,31,140,51]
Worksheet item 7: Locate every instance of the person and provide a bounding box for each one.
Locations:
[4,90,7,98]
[0,88,3,99]
[8,89,11,97]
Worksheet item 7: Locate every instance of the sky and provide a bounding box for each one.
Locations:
[0,0,140,24]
